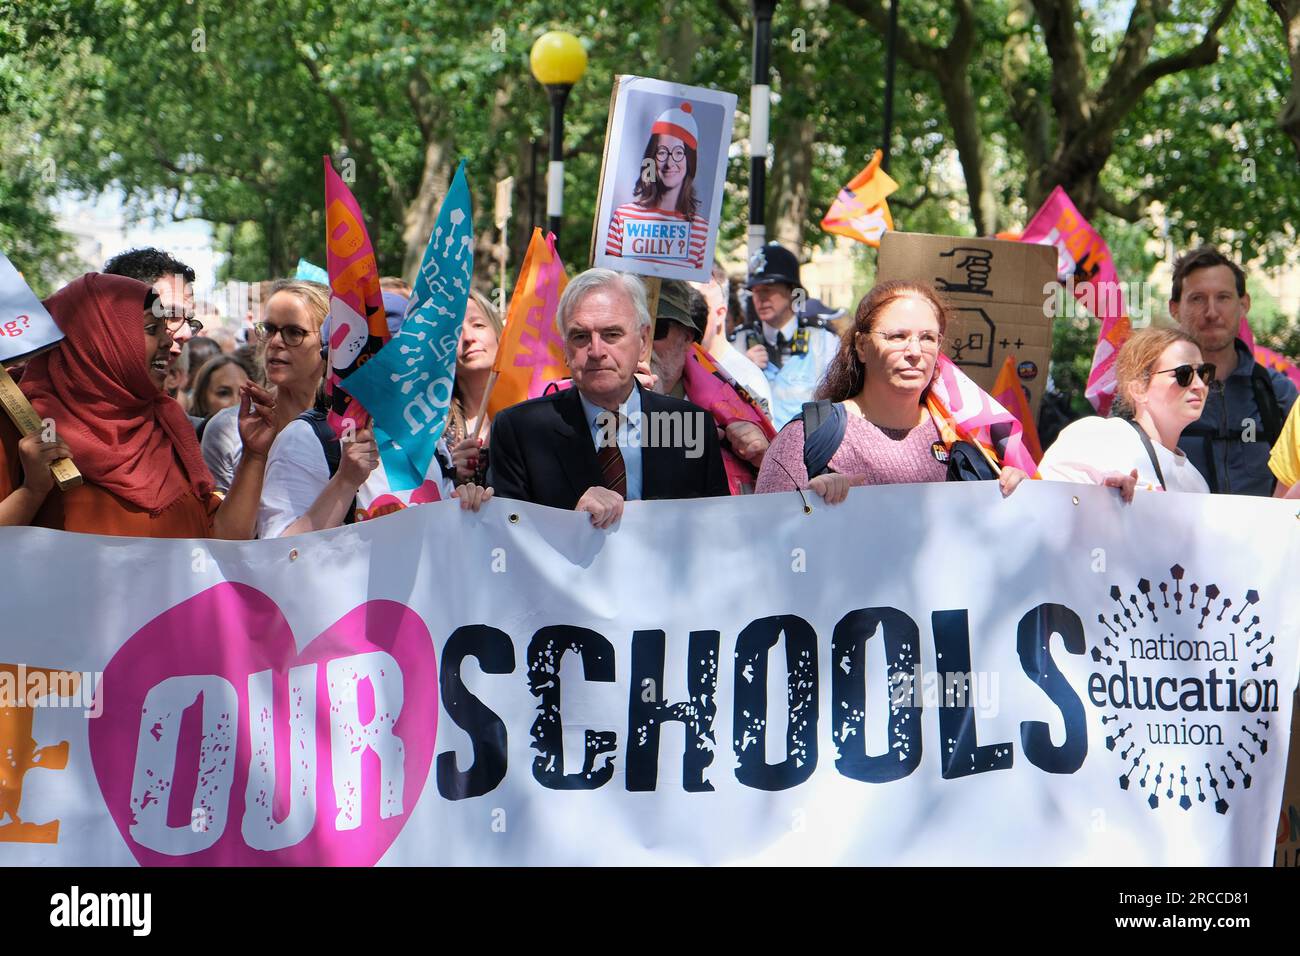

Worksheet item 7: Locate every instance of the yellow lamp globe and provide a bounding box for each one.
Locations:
[530,31,587,87]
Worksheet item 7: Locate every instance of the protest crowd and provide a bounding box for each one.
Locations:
[3,235,1299,537]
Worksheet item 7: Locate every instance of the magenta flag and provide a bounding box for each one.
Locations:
[1021,186,1129,415]
[322,157,389,435]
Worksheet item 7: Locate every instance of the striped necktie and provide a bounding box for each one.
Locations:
[596,414,627,496]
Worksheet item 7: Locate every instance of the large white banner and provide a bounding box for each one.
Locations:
[1,482,1297,866]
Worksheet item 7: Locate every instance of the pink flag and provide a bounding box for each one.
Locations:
[322,157,388,436]
[1238,316,1300,389]
[1021,186,1129,416]
[927,355,1040,478]
[681,343,776,494]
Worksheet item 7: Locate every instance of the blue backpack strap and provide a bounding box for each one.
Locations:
[791,399,847,478]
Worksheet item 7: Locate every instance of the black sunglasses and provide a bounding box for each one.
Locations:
[1154,363,1216,387]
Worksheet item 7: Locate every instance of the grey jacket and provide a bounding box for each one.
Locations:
[1176,339,1298,495]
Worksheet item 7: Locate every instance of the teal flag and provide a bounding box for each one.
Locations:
[343,161,472,479]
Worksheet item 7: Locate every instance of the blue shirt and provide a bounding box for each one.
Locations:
[579,385,644,501]
[1177,338,1298,495]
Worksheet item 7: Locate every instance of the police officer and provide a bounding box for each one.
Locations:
[729,243,841,427]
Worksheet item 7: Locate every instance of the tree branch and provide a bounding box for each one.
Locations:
[717,0,745,31]
[1028,0,1091,132]
[1096,187,1149,222]
[831,0,943,72]
[1090,0,1236,140]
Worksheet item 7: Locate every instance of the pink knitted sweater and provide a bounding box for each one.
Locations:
[755,408,949,491]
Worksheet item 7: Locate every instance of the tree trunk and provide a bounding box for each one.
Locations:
[400,136,451,285]
[1269,0,1300,160]
[767,1,819,249]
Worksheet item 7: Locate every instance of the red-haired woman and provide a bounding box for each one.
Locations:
[756,280,1028,503]
[0,273,275,536]
[1038,327,1212,498]
[604,102,708,271]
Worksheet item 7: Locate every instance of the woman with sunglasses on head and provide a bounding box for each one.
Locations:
[0,273,275,537]
[201,280,330,493]
[756,280,1028,503]
[1038,327,1213,498]
[604,103,709,271]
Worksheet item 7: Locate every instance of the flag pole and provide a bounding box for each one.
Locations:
[471,370,498,441]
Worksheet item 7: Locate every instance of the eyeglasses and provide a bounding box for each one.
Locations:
[255,321,312,348]
[144,315,202,336]
[867,329,943,352]
[655,146,687,164]
[1154,363,1216,387]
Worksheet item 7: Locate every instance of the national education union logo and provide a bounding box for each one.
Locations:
[1086,565,1281,815]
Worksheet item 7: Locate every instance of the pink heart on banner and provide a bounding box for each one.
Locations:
[88,583,437,866]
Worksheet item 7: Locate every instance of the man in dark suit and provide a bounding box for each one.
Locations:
[488,269,728,527]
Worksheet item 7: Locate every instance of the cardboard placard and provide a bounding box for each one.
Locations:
[590,76,736,283]
[877,232,1056,415]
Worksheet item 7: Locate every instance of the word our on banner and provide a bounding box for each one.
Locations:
[346,161,473,479]
[1,483,1297,866]
[0,251,62,364]
[322,157,389,435]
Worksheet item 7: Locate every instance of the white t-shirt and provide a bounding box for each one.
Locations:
[201,405,242,493]
[256,420,453,538]
[1038,416,1210,494]
[708,337,774,420]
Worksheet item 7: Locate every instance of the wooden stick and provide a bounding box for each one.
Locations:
[471,369,498,441]
[643,275,663,348]
[0,363,82,489]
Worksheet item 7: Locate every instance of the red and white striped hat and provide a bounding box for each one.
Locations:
[650,102,698,150]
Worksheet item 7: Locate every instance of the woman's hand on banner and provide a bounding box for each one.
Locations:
[998,466,1029,498]
[1102,468,1139,504]
[807,471,865,505]
[452,481,494,513]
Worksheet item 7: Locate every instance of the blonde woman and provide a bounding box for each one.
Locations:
[445,290,503,485]
[1039,327,1213,498]
[202,280,330,492]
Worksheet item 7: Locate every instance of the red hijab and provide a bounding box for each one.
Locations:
[20,273,214,513]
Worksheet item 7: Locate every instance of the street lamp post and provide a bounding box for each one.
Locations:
[530,31,588,245]
[748,0,778,264]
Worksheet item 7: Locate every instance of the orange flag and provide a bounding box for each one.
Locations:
[990,354,1043,463]
[821,149,899,247]
[488,229,570,418]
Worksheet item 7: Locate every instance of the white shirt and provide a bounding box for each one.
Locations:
[708,337,774,418]
[1039,416,1210,494]
[256,420,453,538]
[761,315,799,347]
[200,405,242,493]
